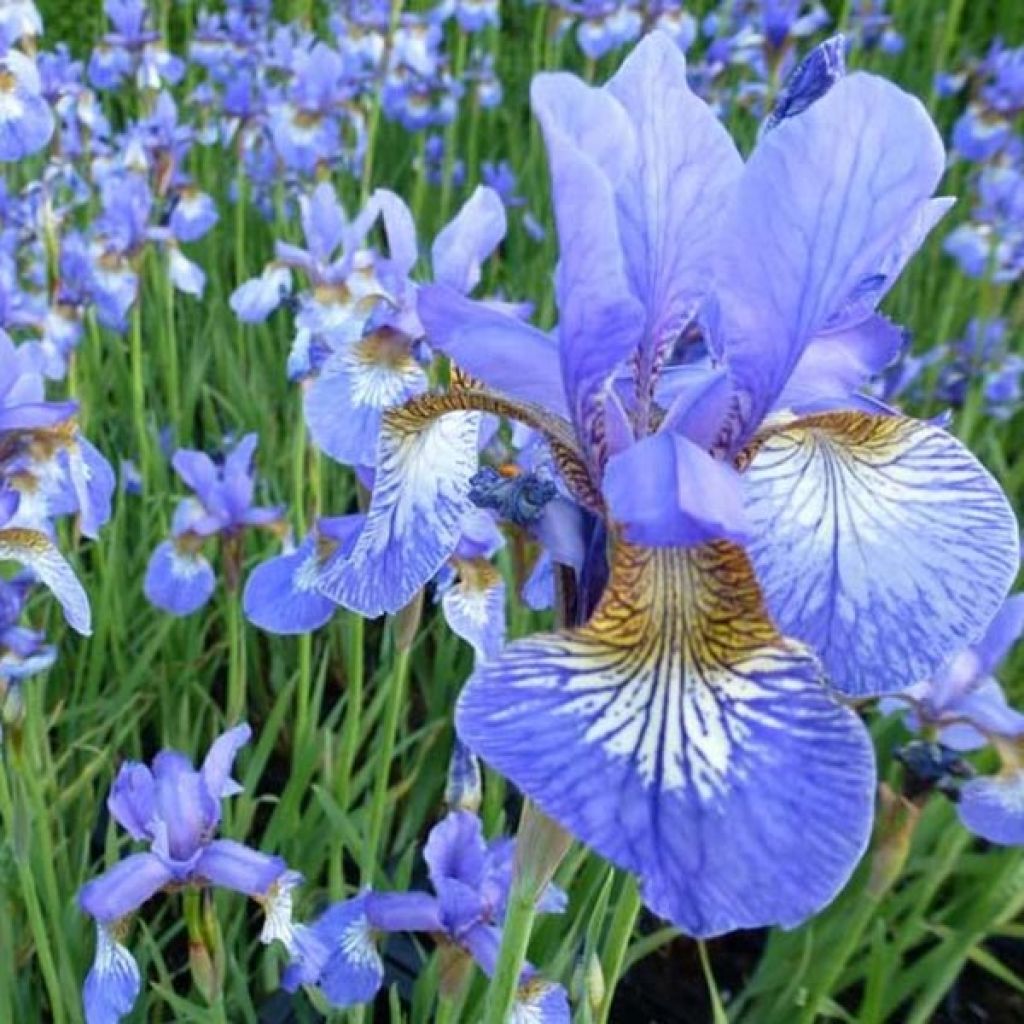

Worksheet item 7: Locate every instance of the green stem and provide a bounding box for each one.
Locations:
[482,879,538,1024]
[338,612,365,808]
[129,303,150,486]
[162,267,182,432]
[596,875,642,1024]
[226,594,246,724]
[697,941,729,1024]
[360,641,411,886]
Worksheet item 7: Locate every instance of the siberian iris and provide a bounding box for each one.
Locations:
[314,33,1019,937]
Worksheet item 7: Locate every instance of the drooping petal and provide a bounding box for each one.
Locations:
[603,432,749,548]
[715,72,947,442]
[143,540,215,616]
[531,73,643,448]
[229,265,292,323]
[243,536,337,634]
[363,891,444,933]
[82,923,141,1024]
[79,853,174,922]
[316,395,480,617]
[284,895,384,1008]
[304,331,428,468]
[513,978,571,1024]
[195,839,287,896]
[743,412,1020,696]
[606,32,742,376]
[458,541,875,936]
[418,285,568,417]
[200,723,251,800]
[0,527,91,634]
[442,559,507,662]
[957,772,1024,846]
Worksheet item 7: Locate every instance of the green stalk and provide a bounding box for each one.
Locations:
[360,640,412,886]
[161,266,182,432]
[482,879,538,1024]
[226,593,247,724]
[129,303,151,486]
[596,875,642,1024]
[697,941,729,1024]
[337,612,365,808]
[439,29,470,227]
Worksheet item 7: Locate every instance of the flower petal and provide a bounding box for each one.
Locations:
[432,185,506,294]
[0,527,91,634]
[200,723,251,799]
[79,852,174,922]
[418,285,568,418]
[457,541,875,936]
[442,559,507,662]
[107,762,156,841]
[743,412,1020,696]
[143,540,215,616]
[195,839,287,896]
[958,773,1024,845]
[83,923,141,1024]
[606,32,742,373]
[243,537,337,634]
[715,72,946,443]
[316,395,480,617]
[604,432,749,548]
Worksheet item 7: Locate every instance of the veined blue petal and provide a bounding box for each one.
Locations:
[458,541,875,936]
[418,286,568,418]
[743,412,1020,697]
[958,772,1024,845]
[83,923,141,1024]
[513,978,571,1024]
[606,32,742,380]
[304,331,428,468]
[715,73,946,443]
[0,527,91,634]
[316,395,480,617]
[442,559,506,662]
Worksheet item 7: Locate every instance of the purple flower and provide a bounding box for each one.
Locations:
[316,34,1019,936]
[79,725,288,1023]
[144,435,282,616]
[0,47,54,161]
[277,810,567,1017]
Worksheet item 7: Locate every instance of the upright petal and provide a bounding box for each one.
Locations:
[458,541,875,936]
[0,527,91,634]
[531,74,643,448]
[201,723,251,799]
[975,594,1024,676]
[107,762,156,841]
[606,32,742,376]
[316,395,480,617]
[432,186,506,295]
[743,412,1020,696]
[715,73,946,442]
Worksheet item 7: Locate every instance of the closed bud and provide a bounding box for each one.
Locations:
[868,782,920,897]
[513,800,572,900]
[445,739,482,814]
[584,952,606,1014]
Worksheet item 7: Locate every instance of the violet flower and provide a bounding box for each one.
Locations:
[315,34,1019,936]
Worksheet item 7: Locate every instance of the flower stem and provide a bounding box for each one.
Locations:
[226,593,246,724]
[596,875,642,1024]
[482,876,537,1024]
[360,638,411,887]
[129,304,151,486]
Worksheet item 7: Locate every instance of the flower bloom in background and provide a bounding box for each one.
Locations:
[269,806,568,1020]
[0,34,55,161]
[144,434,283,615]
[78,724,289,1024]
[314,33,1020,937]
[884,595,1024,845]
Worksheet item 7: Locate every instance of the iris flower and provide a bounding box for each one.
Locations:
[317,34,1019,936]
[274,809,568,1019]
[78,724,288,1024]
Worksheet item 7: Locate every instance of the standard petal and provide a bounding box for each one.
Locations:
[431,185,506,294]
[79,853,174,922]
[531,73,644,448]
[200,723,252,800]
[975,594,1024,676]
[715,72,946,442]
[418,285,568,418]
[423,810,488,893]
[603,432,750,548]
[457,541,875,936]
[0,527,91,634]
[743,412,1020,696]
[606,32,742,375]
[957,773,1024,846]
[195,839,287,896]
[143,540,216,617]
[304,332,428,468]
[316,395,480,617]
[107,762,156,841]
